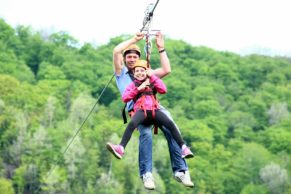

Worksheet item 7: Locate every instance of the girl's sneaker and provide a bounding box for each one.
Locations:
[182,147,194,159]
[106,143,124,159]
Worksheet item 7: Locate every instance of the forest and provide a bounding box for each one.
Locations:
[0,18,291,194]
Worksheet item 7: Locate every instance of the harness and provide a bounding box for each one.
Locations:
[121,0,161,134]
[122,77,160,134]
[133,80,159,119]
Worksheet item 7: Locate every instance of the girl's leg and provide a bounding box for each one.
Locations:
[154,110,185,147]
[154,109,194,159]
[119,110,146,148]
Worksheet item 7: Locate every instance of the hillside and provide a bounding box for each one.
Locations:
[1,19,291,194]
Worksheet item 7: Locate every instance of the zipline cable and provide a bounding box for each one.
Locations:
[141,0,160,67]
[140,0,160,32]
[34,73,115,194]
[35,1,161,192]
[142,0,161,134]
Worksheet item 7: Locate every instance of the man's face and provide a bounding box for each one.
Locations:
[125,53,140,70]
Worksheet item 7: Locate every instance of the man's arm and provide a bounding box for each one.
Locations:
[112,32,144,75]
[152,32,171,78]
[149,75,167,94]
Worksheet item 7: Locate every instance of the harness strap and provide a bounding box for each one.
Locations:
[123,80,160,134]
[151,94,159,134]
[122,104,135,124]
[139,95,148,118]
[122,103,127,124]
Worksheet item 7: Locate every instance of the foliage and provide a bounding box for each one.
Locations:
[0,20,291,193]
[0,178,14,194]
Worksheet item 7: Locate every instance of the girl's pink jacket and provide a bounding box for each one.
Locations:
[122,75,167,111]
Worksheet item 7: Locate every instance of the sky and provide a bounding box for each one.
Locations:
[0,0,291,56]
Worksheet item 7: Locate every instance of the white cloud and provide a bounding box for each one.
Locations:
[1,0,290,56]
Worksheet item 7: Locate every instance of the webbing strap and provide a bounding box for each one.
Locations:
[122,104,128,124]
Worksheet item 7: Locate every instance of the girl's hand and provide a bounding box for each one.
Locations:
[137,79,150,91]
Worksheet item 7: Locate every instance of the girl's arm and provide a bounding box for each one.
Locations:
[122,82,139,102]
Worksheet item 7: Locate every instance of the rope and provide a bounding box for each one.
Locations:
[34,1,161,192]
[141,0,160,68]
[34,73,115,194]
[145,32,152,68]
[140,0,160,32]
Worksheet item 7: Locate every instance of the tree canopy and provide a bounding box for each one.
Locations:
[0,19,291,194]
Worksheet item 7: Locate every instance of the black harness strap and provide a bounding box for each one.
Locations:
[122,71,136,124]
[122,79,157,124]
[122,103,128,124]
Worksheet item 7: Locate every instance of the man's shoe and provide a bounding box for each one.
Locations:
[106,143,124,159]
[182,147,194,158]
[174,171,194,188]
[142,172,155,190]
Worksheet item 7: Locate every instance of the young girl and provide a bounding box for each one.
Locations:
[106,60,193,159]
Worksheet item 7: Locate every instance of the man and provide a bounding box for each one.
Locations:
[110,31,194,190]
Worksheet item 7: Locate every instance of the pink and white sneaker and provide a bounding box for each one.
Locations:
[106,143,124,159]
[182,146,194,159]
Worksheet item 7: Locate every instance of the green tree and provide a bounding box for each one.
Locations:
[240,183,268,194]
[12,165,26,193]
[0,178,14,194]
[210,62,239,85]
[0,74,20,101]
[226,111,257,140]
[1,21,291,193]
[224,143,272,194]
[261,127,291,154]
[40,166,67,194]
[95,173,123,194]
[37,62,66,80]
[191,100,223,119]
[245,96,269,128]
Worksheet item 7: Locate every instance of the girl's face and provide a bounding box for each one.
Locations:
[134,67,147,81]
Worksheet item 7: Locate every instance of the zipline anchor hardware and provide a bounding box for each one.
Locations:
[140,0,160,32]
[140,0,161,66]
